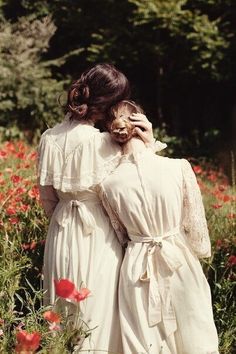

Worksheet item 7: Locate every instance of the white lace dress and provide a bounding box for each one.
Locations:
[99,149,219,354]
[38,118,124,353]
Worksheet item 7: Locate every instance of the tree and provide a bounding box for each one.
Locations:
[0,15,65,131]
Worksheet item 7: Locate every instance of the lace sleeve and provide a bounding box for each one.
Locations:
[146,139,167,153]
[98,188,128,247]
[182,159,211,258]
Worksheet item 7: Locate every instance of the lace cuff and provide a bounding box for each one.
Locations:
[98,187,128,247]
[182,159,211,258]
[146,139,167,153]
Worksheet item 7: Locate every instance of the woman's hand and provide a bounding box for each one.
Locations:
[129,113,154,145]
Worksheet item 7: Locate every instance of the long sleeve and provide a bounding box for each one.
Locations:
[38,184,59,218]
[98,187,128,247]
[181,159,211,258]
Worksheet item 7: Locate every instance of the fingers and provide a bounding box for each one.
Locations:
[133,127,146,140]
[129,113,152,131]
[129,113,148,122]
[131,120,152,132]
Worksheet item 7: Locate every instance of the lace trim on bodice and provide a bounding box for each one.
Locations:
[38,126,121,192]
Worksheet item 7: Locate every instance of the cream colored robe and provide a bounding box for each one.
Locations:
[99,149,219,354]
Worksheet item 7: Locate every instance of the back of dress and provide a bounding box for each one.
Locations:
[38,118,121,193]
[99,149,218,354]
[37,118,124,353]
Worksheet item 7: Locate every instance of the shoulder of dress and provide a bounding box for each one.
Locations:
[180,158,194,174]
[39,128,63,154]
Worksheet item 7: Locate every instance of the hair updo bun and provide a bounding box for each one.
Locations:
[65,63,130,122]
[67,82,90,119]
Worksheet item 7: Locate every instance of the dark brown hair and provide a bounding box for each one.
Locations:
[66,63,130,121]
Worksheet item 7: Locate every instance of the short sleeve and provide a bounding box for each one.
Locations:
[37,125,122,192]
[181,159,211,258]
[98,186,128,247]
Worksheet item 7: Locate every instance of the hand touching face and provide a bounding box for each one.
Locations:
[109,100,154,145]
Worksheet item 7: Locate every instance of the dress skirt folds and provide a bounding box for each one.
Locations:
[99,150,219,354]
[38,118,124,353]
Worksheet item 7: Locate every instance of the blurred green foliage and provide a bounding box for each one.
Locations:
[0,0,235,151]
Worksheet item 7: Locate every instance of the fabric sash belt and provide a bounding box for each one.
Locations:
[129,226,182,338]
[55,197,100,235]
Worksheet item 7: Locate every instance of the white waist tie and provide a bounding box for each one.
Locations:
[129,226,182,338]
[55,195,101,235]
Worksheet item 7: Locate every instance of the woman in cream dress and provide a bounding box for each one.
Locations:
[38,64,155,353]
[99,101,219,354]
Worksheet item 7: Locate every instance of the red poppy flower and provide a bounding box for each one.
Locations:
[22,243,30,250]
[227,255,236,266]
[54,279,75,299]
[215,239,222,248]
[28,152,37,161]
[212,204,222,209]
[28,186,39,200]
[15,330,41,353]
[72,288,91,302]
[43,311,61,323]
[193,165,202,174]
[227,213,236,219]
[208,173,217,182]
[0,150,7,158]
[5,141,16,152]
[16,187,26,195]
[20,204,30,212]
[11,175,22,184]
[6,207,16,215]
[218,184,227,192]
[16,152,25,160]
[222,195,231,202]
[9,217,19,225]
[30,241,37,250]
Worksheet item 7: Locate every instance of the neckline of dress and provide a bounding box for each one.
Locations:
[120,148,153,163]
[65,113,96,127]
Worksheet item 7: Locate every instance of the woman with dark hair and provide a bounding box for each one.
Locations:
[37,63,156,353]
[99,100,219,354]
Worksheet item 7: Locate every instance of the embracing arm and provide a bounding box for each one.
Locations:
[182,159,211,258]
[38,183,59,218]
[37,132,59,218]
[98,187,128,247]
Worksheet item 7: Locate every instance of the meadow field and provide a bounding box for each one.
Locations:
[0,140,235,353]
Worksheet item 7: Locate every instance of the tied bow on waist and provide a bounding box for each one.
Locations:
[55,198,100,235]
[129,226,182,338]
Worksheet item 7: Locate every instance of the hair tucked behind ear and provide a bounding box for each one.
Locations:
[65,63,130,121]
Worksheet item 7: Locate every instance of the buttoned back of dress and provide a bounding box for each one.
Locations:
[102,150,183,238]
